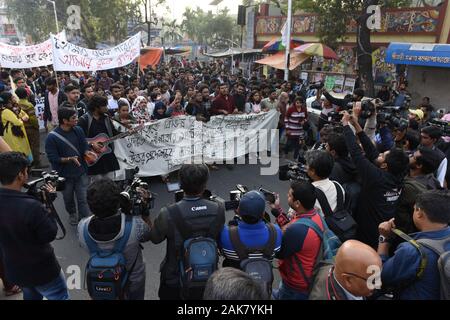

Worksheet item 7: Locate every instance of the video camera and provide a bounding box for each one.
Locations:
[279,161,310,182]
[377,105,409,131]
[24,170,66,203]
[120,168,154,217]
[346,99,377,119]
[24,170,66,240]
[428,119,450,137]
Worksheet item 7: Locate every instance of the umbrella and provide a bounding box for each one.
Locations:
[294,43,339,60]
[262,38,303,53]
[255,52,310,70]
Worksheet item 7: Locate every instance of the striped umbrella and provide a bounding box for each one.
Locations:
[262,38,303,53]
[294,43,339,60]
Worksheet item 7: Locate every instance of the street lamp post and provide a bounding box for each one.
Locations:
[46,0,59,34]
[224,39,240,75]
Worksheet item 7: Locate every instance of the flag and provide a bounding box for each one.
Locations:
[281,21,288,47]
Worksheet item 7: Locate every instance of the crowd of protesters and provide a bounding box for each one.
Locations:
[0,56,449,301]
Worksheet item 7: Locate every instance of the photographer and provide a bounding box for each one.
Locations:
[420,126,447,188]
[0,152,69,300]
[45,108,92,225]
[342,111,410,249]
[395,147,443,235]
[219,190,282,269]
[305,150,346,213]
[270,181,325,300]
[148,164,225,300]
[78,178,152,300]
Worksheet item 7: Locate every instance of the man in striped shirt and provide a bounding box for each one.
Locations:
[284,96,308,160]
[219,191,282,269]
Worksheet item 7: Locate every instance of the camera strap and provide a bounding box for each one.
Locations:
[49,131,81,157]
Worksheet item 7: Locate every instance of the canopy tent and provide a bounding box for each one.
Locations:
[262,39,303,53]
[386,42,450,68]
[203,48,262,58]
[139,47,164,71]
[165,46,191,55]
[255,51,310,71]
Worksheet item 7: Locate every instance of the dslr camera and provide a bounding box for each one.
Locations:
[377,106,409,131]
[120,168,154,217]
[347,99,377,119]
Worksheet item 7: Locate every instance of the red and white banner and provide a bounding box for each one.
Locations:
[51,32,141,71]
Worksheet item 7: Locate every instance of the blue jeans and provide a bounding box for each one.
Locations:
[62,174,90,219]
[22,271,69,300]
[272,281,309,300]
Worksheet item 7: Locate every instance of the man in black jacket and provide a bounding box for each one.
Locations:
[322,88,365,111]
[341,111,410,249]
[0,152,69,300]
[148,164,225,300]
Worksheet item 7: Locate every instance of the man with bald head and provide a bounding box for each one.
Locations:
[309,240,382,300]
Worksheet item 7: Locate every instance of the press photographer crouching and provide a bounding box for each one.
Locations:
[78,178,152,300]
[0,152,69,300]
[148,164,225,300]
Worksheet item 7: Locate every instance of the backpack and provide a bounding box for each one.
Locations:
[393,228,450,300]
[228,223,277,297]
[168,204,220,299]
[315,182,358,242]
[293,215,342,293]
[83,215,134,300]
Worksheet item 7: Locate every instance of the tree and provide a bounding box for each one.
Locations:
[181,7,240,49]
[5,0,151,48]
[161,19,183,45]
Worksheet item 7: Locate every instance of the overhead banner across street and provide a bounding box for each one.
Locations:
[114,110,280,177]
[51,32,141,71]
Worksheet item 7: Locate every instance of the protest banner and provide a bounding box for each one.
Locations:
[0,31,65,69]
[114,110,280,177]
[34,97,46,130]
[51,32,141,71]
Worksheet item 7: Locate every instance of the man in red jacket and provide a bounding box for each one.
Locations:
[210,83,237,116]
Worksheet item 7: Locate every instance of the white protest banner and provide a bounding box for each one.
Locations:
[0,31,66,69]
[34,97,46,130]
[114,110,280,177]
[51,32,141,71]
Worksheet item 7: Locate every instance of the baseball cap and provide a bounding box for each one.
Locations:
[409,109,424,120]
[238,191,266,219]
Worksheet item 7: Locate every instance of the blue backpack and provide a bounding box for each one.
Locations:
[168,204,220,298]
[293,215,342,293]
[83,215,133,300]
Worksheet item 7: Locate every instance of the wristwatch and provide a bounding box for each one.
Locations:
[379,235,389,243]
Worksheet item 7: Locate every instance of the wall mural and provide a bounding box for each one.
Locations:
[256,8,441,35]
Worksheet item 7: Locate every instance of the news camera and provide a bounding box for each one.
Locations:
[376,105,409,131]
[119,168,154,217]
[24,170,66,240]
[427,119,450,137]
[279,161,310,182]
[346,99,377,119]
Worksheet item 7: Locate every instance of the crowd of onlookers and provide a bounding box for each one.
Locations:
[0,57,449,300]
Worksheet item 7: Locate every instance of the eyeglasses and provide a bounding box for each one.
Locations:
[342,272,369,282]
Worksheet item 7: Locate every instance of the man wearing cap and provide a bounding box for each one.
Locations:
[219,191,283,270]
[408,108,424,131]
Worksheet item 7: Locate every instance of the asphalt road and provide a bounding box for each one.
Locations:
[1,134,292,300]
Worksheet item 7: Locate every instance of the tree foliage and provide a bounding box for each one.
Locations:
[5,0,161,48]
[181,7,241,49]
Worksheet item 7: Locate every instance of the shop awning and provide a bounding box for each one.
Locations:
[203,48,262,58]
[386,42,450,68]
[255,52,310,70]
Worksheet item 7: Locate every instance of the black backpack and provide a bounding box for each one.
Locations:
[228,223,277,297]
[315,182,357,242]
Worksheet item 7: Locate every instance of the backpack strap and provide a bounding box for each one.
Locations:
[332,182,345,212]
[229,225,249,260]
[168,204,192,240]
[315,187,334,218]
[113,215,133,253]
[295,218,324,240]
[262,223,277,258]
[416,237,450,256]
[83,218,100,254]
[392,228,428,279]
